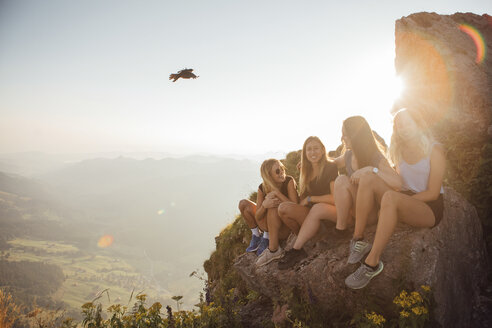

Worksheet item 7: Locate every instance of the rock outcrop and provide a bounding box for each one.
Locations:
[394,12,492,192]
[234,188,488,327]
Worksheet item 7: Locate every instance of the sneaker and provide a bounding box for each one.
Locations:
[256,247,284,267]
[256,237,269,256]
[278,248,308,270]
[345,261,384,289]
[246,234,262,252]
[347,239,372,264]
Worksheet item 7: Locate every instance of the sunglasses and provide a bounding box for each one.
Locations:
[275,168,284,175]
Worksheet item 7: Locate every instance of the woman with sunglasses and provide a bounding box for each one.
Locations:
[238,159,298,266]
[344,109,445,289]
[277,136,339,269]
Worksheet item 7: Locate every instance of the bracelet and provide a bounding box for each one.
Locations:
[307,196,312,205]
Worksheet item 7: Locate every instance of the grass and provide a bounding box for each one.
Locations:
[5,238,179,317]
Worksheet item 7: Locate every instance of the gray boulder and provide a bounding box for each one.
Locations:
[234,188,488,327]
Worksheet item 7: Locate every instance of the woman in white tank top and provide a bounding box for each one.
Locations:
[345,108,446,289]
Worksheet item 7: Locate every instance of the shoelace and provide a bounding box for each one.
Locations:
[353,265,369,280]
[354,241,367,252]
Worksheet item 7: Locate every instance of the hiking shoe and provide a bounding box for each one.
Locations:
[345,261,384,289]
[256,247,284,267]
[347,239,372,264]
[278,248,308,270]
[246,234,262,252]
[256,237,269,256]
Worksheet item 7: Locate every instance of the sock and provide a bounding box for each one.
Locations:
[364,261,378,270]
[251,227,260,237]
[263,231,269,239]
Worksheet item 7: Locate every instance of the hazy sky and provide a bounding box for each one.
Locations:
[1,0,491,156]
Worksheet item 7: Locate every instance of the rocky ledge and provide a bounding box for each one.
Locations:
[234,188,488,327]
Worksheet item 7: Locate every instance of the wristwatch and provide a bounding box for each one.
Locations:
[372,167,379,174]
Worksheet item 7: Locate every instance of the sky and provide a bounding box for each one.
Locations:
[1,0,491,157]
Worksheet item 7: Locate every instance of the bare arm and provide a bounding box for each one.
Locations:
[333,154,346,169]
[350,158,402,190]
[412,145,446,202]
[376,158,402,190]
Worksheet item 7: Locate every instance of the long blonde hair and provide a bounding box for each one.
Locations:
[299,136,330,197]
[260,159,285,194]
[389,108,434,166]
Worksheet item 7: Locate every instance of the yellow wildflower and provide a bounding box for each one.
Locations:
[412,307,422,315]
[411,291,423,304]
[421,285,431,292]
[400,310,410,318]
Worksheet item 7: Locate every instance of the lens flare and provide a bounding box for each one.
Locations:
[157,209,165,215]
[97,235,114,248]
[459,24,486,64]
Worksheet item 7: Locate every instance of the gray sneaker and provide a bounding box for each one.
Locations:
[347,239,372,264]
[256,247,284,267]
[345,261,384,289]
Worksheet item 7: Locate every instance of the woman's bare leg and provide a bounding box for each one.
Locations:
[333,176,357,230]
[293,203,337,249]
[239,198,268,232]
[353,174,391,240]
[266,208,286,251]
[364,191,435,267]
[278,202,310,234]
[239,199,257,228]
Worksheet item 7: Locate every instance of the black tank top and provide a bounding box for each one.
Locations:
[259,175,294,197]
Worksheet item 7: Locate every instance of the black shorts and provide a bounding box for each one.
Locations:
[400,190,444,227]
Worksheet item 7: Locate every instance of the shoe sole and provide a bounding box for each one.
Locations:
[246,246,259,252]
[345,262,384,289]
[347,244,372,264]
[256,252,284,267]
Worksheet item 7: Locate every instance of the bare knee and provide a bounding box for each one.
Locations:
[358,173,377,189]
[278,202,293,219]
[238,199,252,213]
[335,175,350,190]
[381,190,400,209]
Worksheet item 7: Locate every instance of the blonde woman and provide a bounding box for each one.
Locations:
[345,109,445,289]
[238,159,298,266]
[277,136,339,269]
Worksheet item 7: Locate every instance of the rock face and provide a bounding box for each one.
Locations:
[394,12,492,188]
[234,188,488,327]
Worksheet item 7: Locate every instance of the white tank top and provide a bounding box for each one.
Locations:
[398,144,444,194]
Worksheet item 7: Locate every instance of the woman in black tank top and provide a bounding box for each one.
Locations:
[238,159,298,266]
[276,137,339,269]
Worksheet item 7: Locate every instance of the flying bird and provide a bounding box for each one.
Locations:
[169,68,199,82]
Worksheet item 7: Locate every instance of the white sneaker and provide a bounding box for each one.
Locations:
[256,247,284,267]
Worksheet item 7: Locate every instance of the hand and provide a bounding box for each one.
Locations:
[300,197,309,206]
[350,166,374,184]
[266,190,280,199]
[263,197,281,208]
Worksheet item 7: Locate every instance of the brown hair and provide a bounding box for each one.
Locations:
[343,116,385,168]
